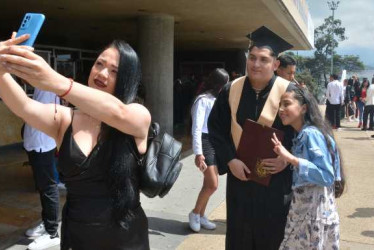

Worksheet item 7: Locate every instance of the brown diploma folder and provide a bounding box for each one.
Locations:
[236,119,284,186]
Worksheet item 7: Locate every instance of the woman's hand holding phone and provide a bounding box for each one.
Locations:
[0,45,66,93]
[0,33,32,74]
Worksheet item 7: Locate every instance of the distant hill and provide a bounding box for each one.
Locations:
[365,65,374,70]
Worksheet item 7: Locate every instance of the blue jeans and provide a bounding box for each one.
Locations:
[357,101,365,122]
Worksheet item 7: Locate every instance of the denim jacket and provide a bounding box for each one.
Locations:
[291,125,341,187]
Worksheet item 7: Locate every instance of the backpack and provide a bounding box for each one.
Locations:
[135,122,183,198]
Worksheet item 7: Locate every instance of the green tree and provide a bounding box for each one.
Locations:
[314,16,347,85]
[333,54,365,73]
[295,70,322,100]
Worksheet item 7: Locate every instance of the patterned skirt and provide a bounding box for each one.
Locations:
[280,185,340,250]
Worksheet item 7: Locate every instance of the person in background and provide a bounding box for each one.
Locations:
[361,78,372,130]
[23,87,61,248]
[272,86,344,249]
[325,74,344,129]
[357,78,369,128]
[230,70,241,82]
[276,54,296,82]
[352,75,361,121]
[0,35,151,250]
[345,79,355,121]
[189,68,229,232]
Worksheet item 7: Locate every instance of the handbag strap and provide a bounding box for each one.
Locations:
[228,76,289,149]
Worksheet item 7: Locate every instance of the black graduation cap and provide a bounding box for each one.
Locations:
[246,26,293,56]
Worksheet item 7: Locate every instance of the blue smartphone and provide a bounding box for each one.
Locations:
[16,13,45,46]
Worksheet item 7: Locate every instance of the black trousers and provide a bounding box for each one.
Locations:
[27,148,59,235]
[326,102,341,127]
[363,105,374,129]
[225,171,291,250]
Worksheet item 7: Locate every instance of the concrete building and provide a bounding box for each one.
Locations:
[0,0,313,145]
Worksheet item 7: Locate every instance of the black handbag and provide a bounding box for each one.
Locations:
[135,123,183,198]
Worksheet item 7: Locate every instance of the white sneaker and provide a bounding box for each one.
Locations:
[25,222,46,237]
[200,215,216,230]
[188,211,200,232]
[27,233,60,250]
[57,183,66,190]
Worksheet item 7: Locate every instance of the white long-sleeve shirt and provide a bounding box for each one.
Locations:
[366,85,374,106]
[23,88,59,152]
[326,80,344,105]
[191,93,215,155]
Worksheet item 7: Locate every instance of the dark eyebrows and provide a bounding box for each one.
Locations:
[96,57,118,69]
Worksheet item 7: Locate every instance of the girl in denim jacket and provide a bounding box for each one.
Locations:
[269,86,345,249]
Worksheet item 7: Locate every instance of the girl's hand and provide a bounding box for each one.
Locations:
[261,156,288,175]
[271,133,299,167]
[195,155,208,172]
[0,44,66,92]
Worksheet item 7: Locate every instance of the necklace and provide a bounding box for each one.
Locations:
[252,86,264,93]
[252,86,265,99]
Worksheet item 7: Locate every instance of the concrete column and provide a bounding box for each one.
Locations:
[138,14,174,135]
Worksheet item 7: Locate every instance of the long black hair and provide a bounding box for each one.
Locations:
[287,85,345,198]
[96,40,142,228]
[198,68,229,97]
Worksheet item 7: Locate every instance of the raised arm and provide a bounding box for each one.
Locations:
[0,35,69,142]
[0,45,150,140]
[0,73,70,141]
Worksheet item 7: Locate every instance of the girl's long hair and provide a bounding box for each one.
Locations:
[96,40,142,228]
[198,68,229,97]
[287,85,345,198]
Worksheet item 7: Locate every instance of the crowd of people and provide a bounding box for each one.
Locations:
[326,74,374,132]
[0,25,345,250]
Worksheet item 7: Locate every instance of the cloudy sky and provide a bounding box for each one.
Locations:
[298,0,374,66]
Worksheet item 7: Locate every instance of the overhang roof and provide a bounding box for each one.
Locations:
[0,0,313,51]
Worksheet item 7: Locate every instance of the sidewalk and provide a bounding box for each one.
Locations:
[177,119,374,249]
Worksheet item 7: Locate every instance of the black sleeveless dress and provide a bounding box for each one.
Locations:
[58,117,149,250]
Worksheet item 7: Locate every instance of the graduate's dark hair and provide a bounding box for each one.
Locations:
[249,44,276,58]
[286,85,345,198]
[96,40,142,228]
[199,68,229,97]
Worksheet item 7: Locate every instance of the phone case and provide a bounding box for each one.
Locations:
[16,13,45,46]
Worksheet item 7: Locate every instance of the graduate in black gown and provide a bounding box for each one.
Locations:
[208,26,295,250]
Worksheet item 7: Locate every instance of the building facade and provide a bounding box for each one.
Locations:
[0,0,313,145]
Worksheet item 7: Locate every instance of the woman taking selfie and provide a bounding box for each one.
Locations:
[0,34,151,250]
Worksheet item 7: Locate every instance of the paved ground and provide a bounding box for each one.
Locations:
[2,119,374,249]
